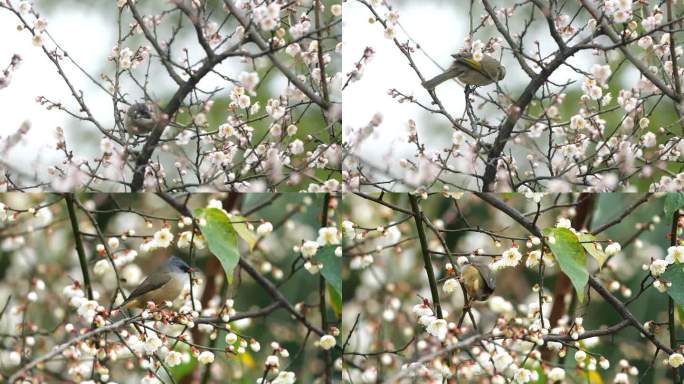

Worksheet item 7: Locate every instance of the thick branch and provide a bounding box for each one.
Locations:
[408,194,443,319]
[64,194,93,300]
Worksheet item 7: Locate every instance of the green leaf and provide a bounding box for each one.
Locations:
[543,228,589,301]
[314,245,342,296]
[677,304,684,331]
[231,214,257,251]
[664,263,684,307]
[327,283,342,319]
[577,233,607,268]
[664,193,684,219]
[195,208,240,283]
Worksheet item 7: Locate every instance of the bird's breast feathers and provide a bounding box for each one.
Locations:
[155,273,185,303]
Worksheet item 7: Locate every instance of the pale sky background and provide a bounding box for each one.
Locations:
[342,0,637,190]
[0,6,112,179]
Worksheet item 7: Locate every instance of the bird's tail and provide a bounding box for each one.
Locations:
[422,67,462,90]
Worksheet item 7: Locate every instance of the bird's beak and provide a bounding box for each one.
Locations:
[187,267,196,273]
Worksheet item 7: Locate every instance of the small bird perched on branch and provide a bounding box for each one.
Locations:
[460,258,497,302]
[116,256,193,309]
[125,102,158,136]
[422,53,506,90]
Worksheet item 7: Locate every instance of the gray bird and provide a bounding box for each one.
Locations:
[116,256,193,309]
[422,53,506,90]
[125,102,157,136]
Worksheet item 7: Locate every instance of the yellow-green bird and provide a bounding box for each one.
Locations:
[460,258,497,302]
[422,53,506,90]
[116,256,193,309]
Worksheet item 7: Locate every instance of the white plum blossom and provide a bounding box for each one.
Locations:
[442,278,460,293]
[225,333,238,344]
[513,367,534,383]
[669,353,684,368]
[501,247,523,267]
[412,302,433,317]
[342,220,355,238]
[164,351,183,367]
[301,241,320,258]
[317,227,340,245]
[93,260,112,276]
[238,71,259,91]
[253,3,281,31]
[33,17,48,32]
[141,374,160,384]
[77,300,99,323]
[556,217,572,229]
[666,246,684,264]
[570,115,586,131]
[591,64,612,85]
[256,222,273,236]
[177,231,205,249]
[290,139,305,155]
[319,335,337,350]
[642,132,657,148]
[425,318,448,340]
[272,371,296,384]
[650,259,669,276]
[197,351,214,364]
[492,351,513,371]
[143,333,163,354]
[18,1,32,14]
[548,367,565,381]
[605,242,622,256]
[152,227,174,248]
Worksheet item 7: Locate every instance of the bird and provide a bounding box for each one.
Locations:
[125,102,158,136]
[116,256,193,310]
[422,52,506,90]
[460,258,497,302]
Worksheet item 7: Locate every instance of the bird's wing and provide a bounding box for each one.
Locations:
[478,264,497,290]
[120,273,171,306]
[469,259,496,289]
[452,53,498,81]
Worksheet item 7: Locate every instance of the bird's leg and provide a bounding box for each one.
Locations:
[463,297,473,312]
[457,296,474,329]
[464,85,478,129]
